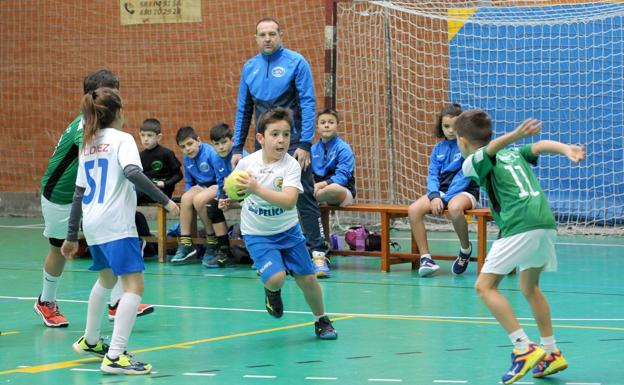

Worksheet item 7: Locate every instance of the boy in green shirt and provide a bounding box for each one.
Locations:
[455,110,585,385]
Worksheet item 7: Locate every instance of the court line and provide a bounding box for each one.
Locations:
[390,236,624,248]
[0,331,19,336]
[0,316,353,375]
[1,296,623,323]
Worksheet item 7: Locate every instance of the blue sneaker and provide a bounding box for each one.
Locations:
[315,316,338,340]
[170,244,197,264]
[418,256,439,277]
[100,353,152,375]
[532,349,568,378]
[452,243,472,275]
[202,254,221,268]
[312,251,331,278]
[501,343,546,384]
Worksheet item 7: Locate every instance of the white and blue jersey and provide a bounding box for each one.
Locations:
[427,139,479,202]
[76,128,141,245]
[183,142,226,191]
[233,46,316,153]
[311,135,356,197]
[236,150,303,236]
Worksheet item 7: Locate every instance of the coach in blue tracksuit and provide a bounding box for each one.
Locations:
[231,17,329,274]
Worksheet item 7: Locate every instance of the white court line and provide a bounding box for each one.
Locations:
[184,372,217,376]
[1,296,623,322]
[391,236,624,248]
[566,383,601,385]
[243,375,277,379]
[203,274,225,277]
[305,377,338,380]
[17,366,31,368]
[0,224,44,229]
[70,368,100,372]
[368,379,403,382]
[434,381,468,384]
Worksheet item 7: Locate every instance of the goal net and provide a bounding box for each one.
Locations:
[333,0,624,234]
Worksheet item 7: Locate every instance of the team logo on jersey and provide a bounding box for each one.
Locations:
[151,160,164,171]
[199,162,211,173]
[453,153,462,162]
[273,177,284,191]
[272,66,286,78]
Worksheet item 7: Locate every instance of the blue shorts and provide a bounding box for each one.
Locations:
[243,224,315,283]
[88,237,144,276]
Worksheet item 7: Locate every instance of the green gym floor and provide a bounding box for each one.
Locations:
[1,217,623,385]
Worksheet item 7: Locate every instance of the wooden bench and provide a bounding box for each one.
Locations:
[320,203,493,273]
[139,203,243,263]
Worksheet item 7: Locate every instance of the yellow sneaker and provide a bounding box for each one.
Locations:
[100,353,152,375]
[501,343,546,384]
[532,349,568,378]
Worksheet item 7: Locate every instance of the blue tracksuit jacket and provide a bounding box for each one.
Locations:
[427,139,479,202]
[233,46,315,153]
[311,135,356,197]
[183,143,227,191]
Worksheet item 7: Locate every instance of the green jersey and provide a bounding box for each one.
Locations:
[463,144,557,238]
[40,115,83,204]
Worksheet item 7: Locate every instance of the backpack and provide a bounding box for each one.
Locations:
[344,225,398,252]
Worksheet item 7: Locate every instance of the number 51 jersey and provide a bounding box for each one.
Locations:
[462,144,556,238]
[76,128,142,245]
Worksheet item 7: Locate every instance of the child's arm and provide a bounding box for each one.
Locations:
[235,172,299,210]
[486,118,541,156]
[531,140,585,163]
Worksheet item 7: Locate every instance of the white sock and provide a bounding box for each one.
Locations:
[109,280,124,307]
[460,244,472,255]
[420,253,432,260]
[314,313,327,322]
[108,292,141,359]
[41,269,62,302]
[509,328,530,351]
[84,280,111,346]
[540,335,557,354]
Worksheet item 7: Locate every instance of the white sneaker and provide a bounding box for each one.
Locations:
[418,256,440,277]
[312,251,331,278]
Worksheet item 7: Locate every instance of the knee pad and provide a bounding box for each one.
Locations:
[206,199,225,223]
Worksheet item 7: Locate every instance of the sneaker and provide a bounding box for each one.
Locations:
[72,336,109,357]
[532,349,568,378]
[100,353,152,375]
[501,343,546,385]
[418,256,440,277]
[34,296,69,328]
[202,254,221,268]
[312,251,331,278]
[216,247,237,267]
[108,301,154,321]
[170,244,197,264]
[264,288,283,318]
[452,243,472,275]
[314,316,338,340]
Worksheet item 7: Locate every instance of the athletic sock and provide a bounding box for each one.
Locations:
[509,328,530,352]
[41,269,62,303]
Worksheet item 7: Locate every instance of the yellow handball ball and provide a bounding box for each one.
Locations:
[224,170,251,201]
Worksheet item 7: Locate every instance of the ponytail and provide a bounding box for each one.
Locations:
[80,87,122,146]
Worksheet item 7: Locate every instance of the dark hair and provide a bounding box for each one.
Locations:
[176,126,198,144]
[317,108,339,123]
[434,103,463,139]
[81,87,123,146]
[83,69,119,94]
[140,118,161,134]
[257,107,293,135]
[256,17,280,33]
[210,122,233,142]
[455,110,493,147]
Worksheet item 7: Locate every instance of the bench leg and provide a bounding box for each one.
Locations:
[380,211,390,272]
[157,206,167,263]
[477,215,487,274]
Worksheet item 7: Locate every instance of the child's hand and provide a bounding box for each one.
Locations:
[566,145,586,163]
[430,197,444,215]
[156,181,165,188]
[513,118,541,139]
[61,240,79,259]
[236,172,258,194]
[218,198,231,211]
[165,200,180,216]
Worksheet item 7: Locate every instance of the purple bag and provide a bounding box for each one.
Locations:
[345,226,369,251]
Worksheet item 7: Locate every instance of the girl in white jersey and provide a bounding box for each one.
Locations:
[61,87,179,375]
[221,108,337,340]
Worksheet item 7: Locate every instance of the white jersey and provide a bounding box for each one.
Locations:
[237,150,303,236]
[76,128,142,245]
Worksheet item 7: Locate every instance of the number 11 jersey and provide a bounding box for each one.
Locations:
[463,144,556,238]
[76,128,142,245]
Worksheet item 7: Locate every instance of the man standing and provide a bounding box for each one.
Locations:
[231,18,330,277]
